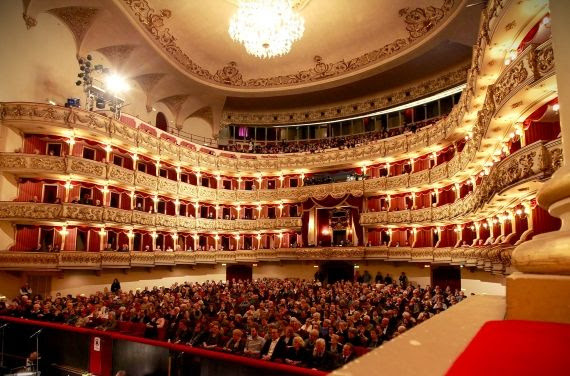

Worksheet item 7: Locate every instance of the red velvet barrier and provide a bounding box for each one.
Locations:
[446,320,570,376]
[0,316,327,376]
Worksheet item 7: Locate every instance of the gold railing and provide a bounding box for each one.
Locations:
[0,0,533,174]
[0,245,513,274]
[0,202,302,232]
[0,35,556,205]
[361,138,562,226]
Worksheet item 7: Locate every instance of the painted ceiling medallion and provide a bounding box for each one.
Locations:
[228,0,305,59]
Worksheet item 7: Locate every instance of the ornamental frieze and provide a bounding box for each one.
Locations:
[68,157,106,179]
[0,203,61,220]
[0,246,512,274]
[158,177,178,194]
[62,204,103,222]
[108,165,135,185]
[386,174,409,190]
[156,213,177,228]
[30,156,66,173]
[409,169,429,187]
[135,172,158,191]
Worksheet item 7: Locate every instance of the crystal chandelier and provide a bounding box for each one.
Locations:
[229,0,305,59]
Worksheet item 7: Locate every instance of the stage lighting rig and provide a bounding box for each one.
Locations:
[75,54,128,119]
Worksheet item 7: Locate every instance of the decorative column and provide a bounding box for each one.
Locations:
[127,229,134,251]
[150,232,157,250]
[508,1,570,323]
[99,228,107,251]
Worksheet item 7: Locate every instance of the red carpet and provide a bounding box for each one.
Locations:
[446,320,570,376]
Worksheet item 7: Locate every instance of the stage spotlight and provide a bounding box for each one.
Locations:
[96,98,106,109]
[105,74,129,93]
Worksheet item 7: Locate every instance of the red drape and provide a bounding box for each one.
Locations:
[533,206,561,235]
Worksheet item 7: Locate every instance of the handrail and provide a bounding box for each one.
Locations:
[0,316,327,376]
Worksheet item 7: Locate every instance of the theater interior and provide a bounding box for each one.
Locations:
[0,0,569,375]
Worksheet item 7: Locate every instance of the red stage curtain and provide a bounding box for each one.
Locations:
[14,225,40,251]
[533,206,561,235]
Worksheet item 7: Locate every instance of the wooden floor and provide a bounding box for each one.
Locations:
[332,295,506,376]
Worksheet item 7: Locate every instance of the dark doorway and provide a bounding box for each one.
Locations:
[333,230,346,246]
[226,264,252,281]
[318,261,354,283]
[156,112,168,132]
[431,265,461,292]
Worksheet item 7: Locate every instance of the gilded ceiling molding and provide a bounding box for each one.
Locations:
[222,64,469,126]
[132,73,166,112]
[96,44,138,68]
[22,0,37,29]
[47,7,99,51]
[120,0,457,89]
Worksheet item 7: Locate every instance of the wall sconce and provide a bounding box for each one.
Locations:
[59,227,68,236]
[131,153,138,161]
[151,232,158,238]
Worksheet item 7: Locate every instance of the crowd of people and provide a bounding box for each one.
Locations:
[2,274,465,371]
[222,120,437,155]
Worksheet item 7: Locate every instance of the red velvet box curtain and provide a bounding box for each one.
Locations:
[301,194,364,246]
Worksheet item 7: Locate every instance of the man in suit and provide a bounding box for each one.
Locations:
[336,343,356,367]
[307,338,335,371]
[261,327,286,361]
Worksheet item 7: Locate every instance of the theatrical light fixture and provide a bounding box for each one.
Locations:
[229,0,305,58]
[105,73,130,94]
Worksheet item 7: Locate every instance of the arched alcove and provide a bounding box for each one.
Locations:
[156,112,168,131]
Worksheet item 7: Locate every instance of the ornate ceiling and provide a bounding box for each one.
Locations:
[16,0,481,128]
[116,0,460,91]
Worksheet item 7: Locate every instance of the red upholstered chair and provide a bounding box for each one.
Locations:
[353,346,370,357]
[157,326,167,341]
[131,322,147,337]
[117,321,131,333]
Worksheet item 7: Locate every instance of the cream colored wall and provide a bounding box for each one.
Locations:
[0,271,24,299]
[0,4,83,104]
[461,269,506,296]
[181,117,214,141]
[49,265,227,296]
[0,223,15,251]
[0,174,18,201]
[0,3,152,125]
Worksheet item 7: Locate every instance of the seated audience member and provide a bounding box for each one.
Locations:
[281,325,298,348]
[336,344,356,367]
[188,323,207,346]
[244,326,265,358]
[326,334,342,356]
[223,329,246,354]
[367,330,382,348]
[261,327,286,361]
[203,322,224,349]
[285,336,307,366]
[307,338,334,371]
[5,276,460,371]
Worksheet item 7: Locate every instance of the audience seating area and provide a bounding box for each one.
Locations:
[1,276,464,372]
